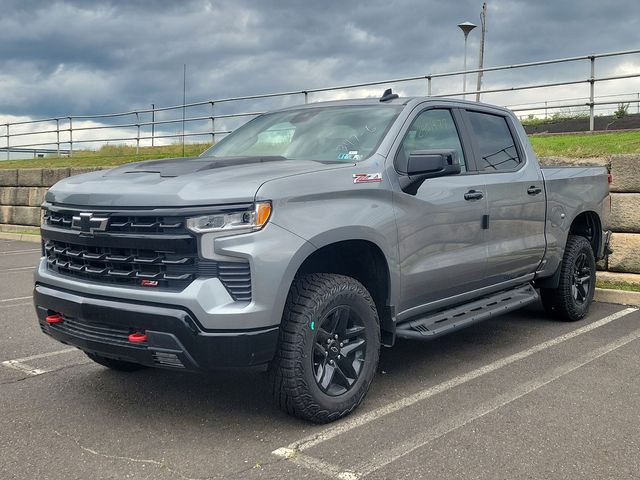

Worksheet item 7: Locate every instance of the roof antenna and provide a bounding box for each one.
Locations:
[379,88,399,102]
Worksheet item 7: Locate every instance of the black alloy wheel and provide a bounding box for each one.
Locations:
[312,305,367,396]
[571,251,592,305]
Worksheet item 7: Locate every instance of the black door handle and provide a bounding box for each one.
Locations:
[464,190,484,201]
[527,186,542,195]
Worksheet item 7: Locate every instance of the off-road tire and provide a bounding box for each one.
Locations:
[541,235,596,322]
[85,352,147,372]
[268,273,381,423]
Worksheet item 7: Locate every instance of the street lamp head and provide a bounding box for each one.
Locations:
[457,21,477,38]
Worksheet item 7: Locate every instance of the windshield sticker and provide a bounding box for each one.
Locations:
[353,173,382,184]
[338,151,363,161]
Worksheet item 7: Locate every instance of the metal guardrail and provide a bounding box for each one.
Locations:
[2,48,640,160]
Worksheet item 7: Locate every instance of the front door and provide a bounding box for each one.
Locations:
[392,108,489,317]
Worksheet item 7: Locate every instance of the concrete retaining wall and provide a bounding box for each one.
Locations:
[0,167,101,227]
[1,155,639,274]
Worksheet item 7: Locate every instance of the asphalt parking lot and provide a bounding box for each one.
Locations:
[1,238,639,480]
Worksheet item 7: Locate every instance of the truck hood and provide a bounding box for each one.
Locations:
[46,156,348,207]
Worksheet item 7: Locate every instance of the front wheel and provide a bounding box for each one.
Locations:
[541,235,596,321]
[268,273,381,423]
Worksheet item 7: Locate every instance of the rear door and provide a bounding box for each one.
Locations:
[391,107,489,316]
[461,109,546,284]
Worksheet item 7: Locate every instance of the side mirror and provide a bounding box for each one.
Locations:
[406,150,461,179]
[399,149,462,195]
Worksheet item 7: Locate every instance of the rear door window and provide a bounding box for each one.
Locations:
[466,111,522,171]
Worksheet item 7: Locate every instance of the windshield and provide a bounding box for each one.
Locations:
[202,105,402,162]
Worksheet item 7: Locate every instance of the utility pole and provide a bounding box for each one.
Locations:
[475,2,487,102]
[151,103,155,147]
[182,64,186,157]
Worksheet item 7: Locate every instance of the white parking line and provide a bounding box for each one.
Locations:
[0,249,40,255]
[353,327,640,478]
[272,307,638,477]
[0,296,31,303]
[0,266,36,273]
[1,348,78,376]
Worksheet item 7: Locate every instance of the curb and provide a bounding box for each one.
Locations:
[0,232,41,243]
[594,288,640,307]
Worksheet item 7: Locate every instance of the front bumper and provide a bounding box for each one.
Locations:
[34,284,279,371]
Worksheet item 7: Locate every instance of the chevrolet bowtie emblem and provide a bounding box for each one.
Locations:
[71,212,109,234]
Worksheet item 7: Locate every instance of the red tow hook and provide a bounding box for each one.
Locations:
[128,332,148,343]
[46,314,64,324]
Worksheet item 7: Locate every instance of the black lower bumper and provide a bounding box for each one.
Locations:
[33,284,279,371]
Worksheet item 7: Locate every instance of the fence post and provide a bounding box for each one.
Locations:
[589,56,595,132]
[427,76,432,96]
[210,102,215,144]
[5,124,9,161]
[151,104,155,147]
[303,91,308,104]
[68,117,73,156]
[56,119,60,157]
[135,112,140,154]
[637,92,639,114]
[544,101,548,119]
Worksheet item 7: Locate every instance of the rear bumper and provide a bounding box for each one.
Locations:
[34,284,279,371]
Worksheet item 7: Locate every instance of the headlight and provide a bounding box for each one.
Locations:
[186,201,272,235]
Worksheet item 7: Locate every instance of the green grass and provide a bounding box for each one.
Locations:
[521,114,588,126]
[596,280,640,293]
[529,131,640,158]
[1,130,640,170]
[0,143,211,169]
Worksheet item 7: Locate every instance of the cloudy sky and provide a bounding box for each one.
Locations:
[0,0,638,144]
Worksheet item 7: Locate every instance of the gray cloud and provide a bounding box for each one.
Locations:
[0,0,638,120]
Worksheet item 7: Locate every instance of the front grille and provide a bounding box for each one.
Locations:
[42,205,252,300]
[44,210,187,234]
[44,239,202,290]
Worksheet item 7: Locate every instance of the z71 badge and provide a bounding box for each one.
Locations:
[353,173,382,184]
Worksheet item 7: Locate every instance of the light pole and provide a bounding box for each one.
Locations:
[457,21,477,99]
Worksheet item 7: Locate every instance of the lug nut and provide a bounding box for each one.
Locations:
[339,343,344,347]
[334,334,339,339]
[337,355,342,360]
[329,360,334,365]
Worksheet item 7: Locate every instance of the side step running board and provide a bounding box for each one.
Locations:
[396,283,538,340]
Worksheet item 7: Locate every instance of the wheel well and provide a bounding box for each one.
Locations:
[569,211,601,256]
[535,211,602,290]
[296,240,394,345]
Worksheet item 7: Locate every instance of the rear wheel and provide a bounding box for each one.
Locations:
[85,352,146,372]
[541,235,596,322]
[268,273,381,423]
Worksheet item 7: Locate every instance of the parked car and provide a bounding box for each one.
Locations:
[34,91,611,423]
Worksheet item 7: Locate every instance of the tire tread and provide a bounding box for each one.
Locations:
[268,273,380,423]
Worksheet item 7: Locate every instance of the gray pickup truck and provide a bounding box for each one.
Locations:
[34,91,611,423]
